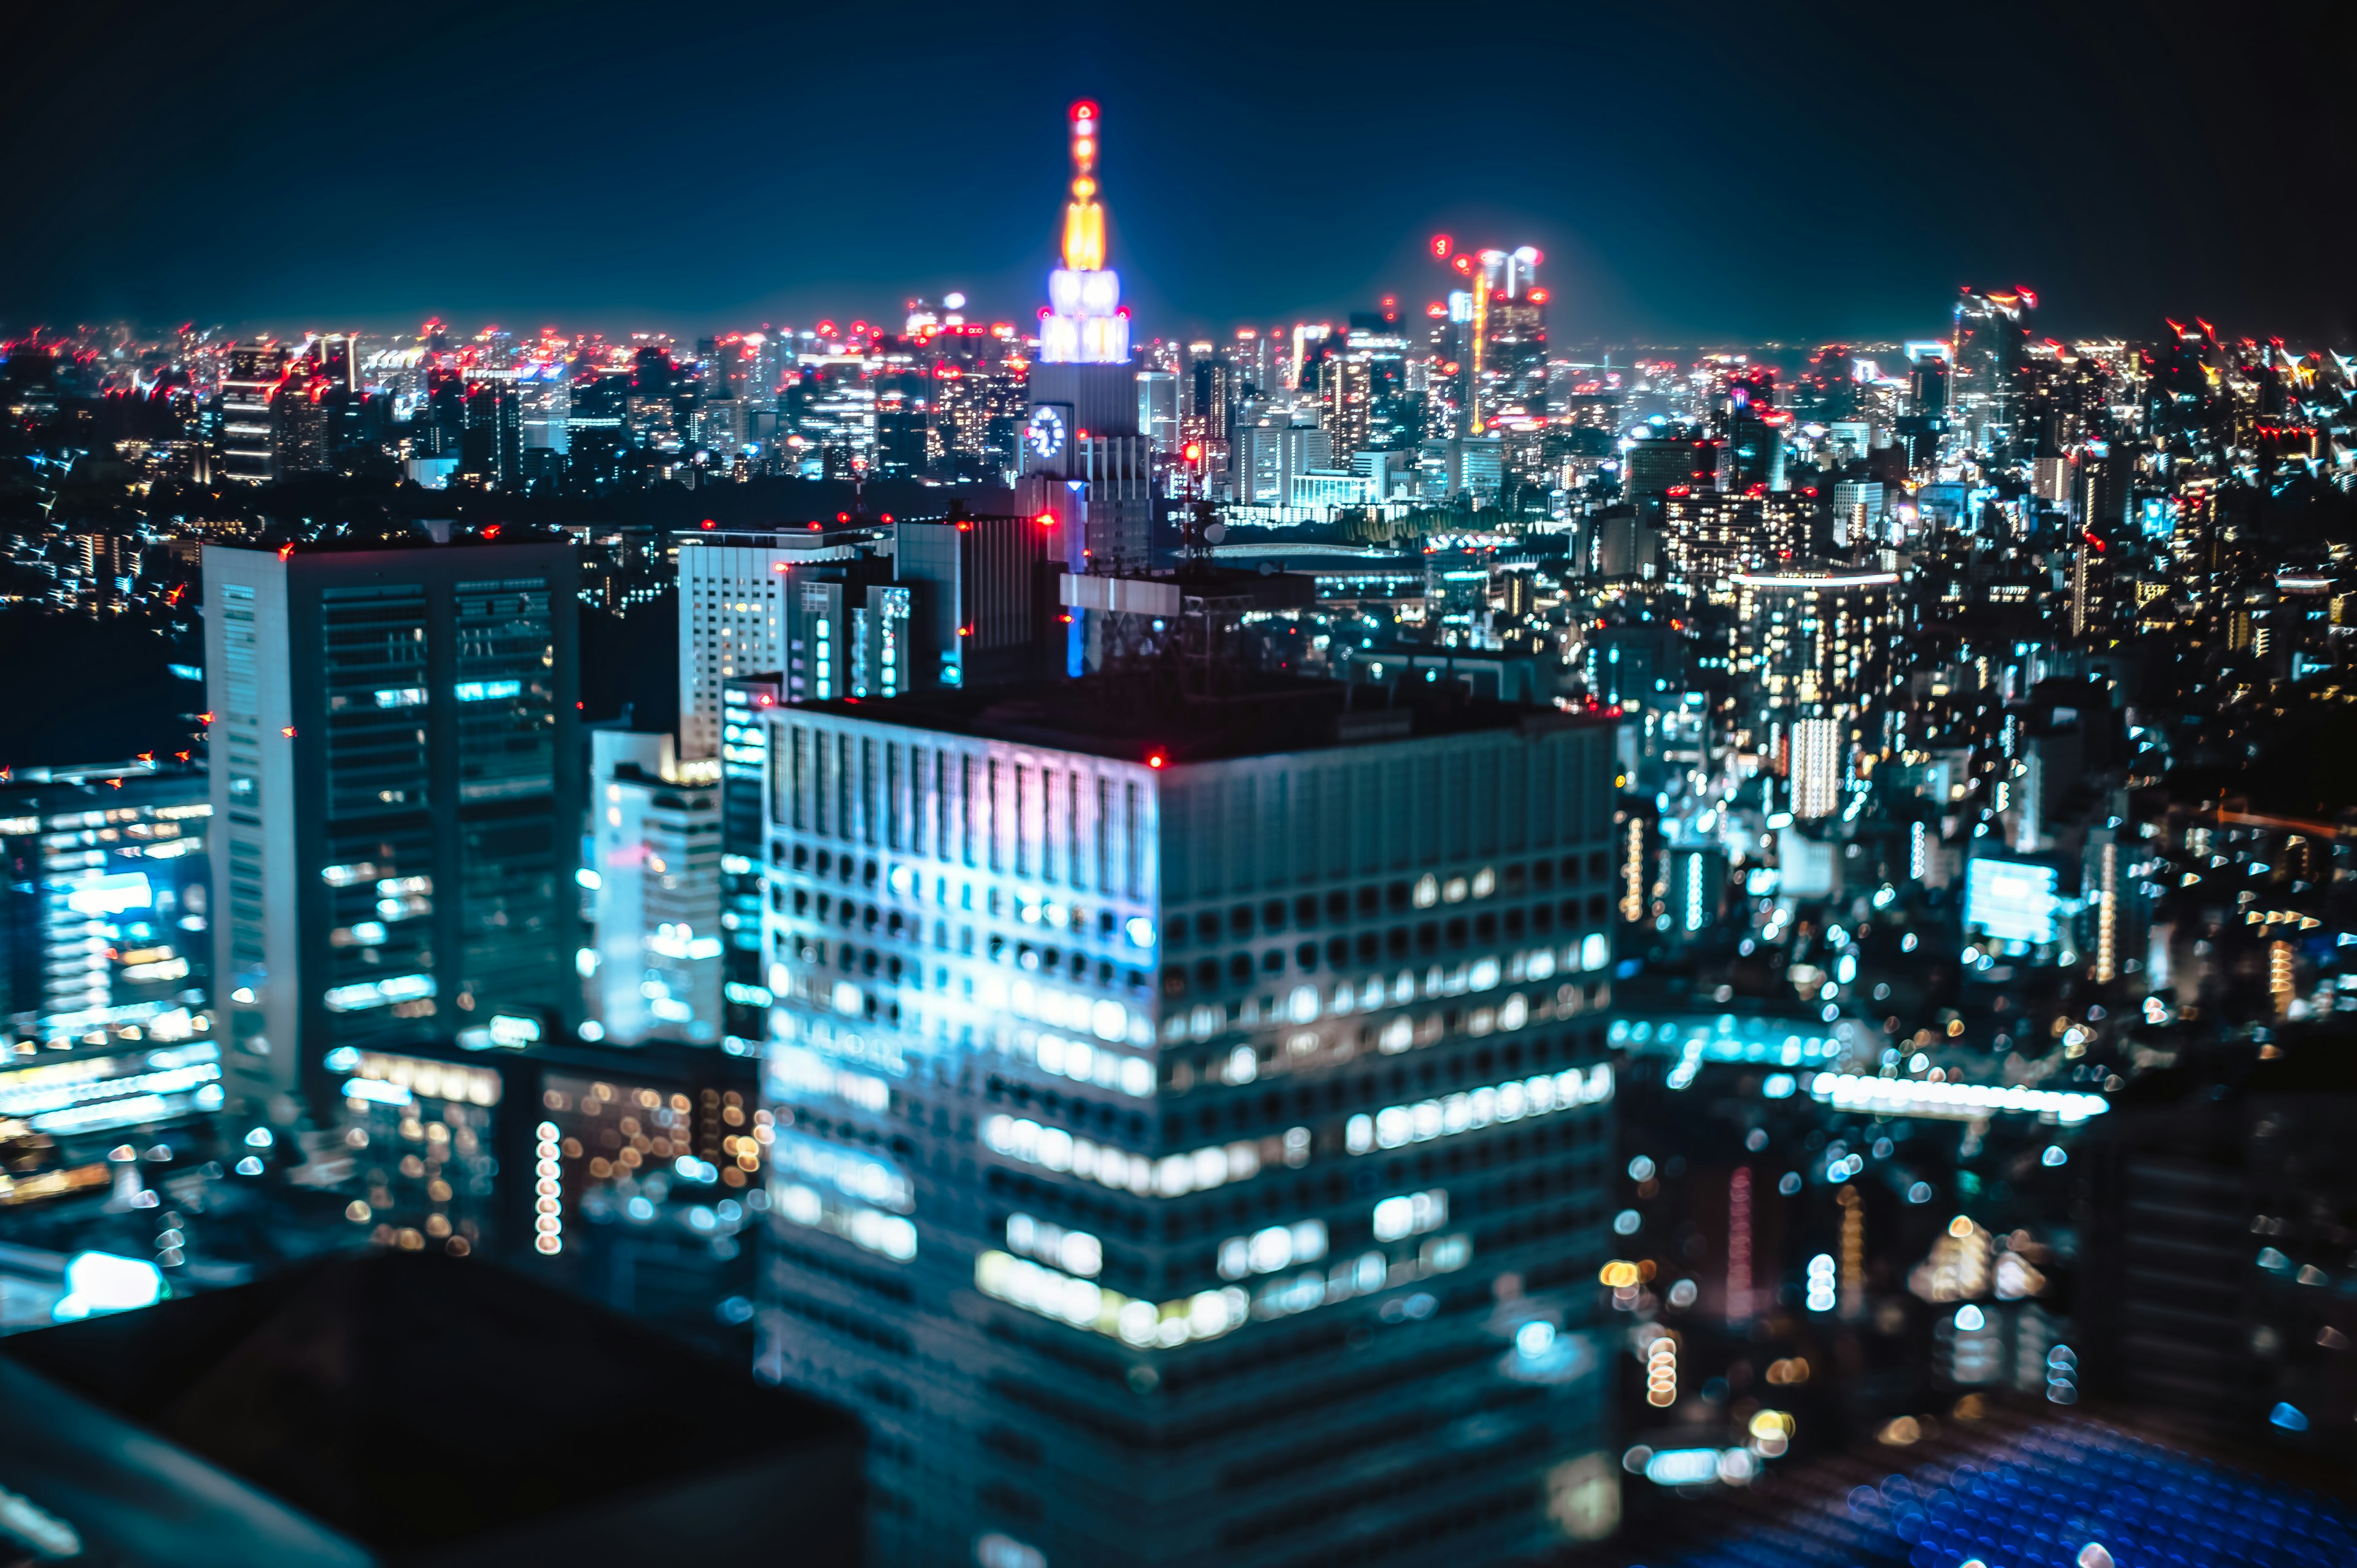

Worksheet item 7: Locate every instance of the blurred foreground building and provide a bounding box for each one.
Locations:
[750,676,1625,1565]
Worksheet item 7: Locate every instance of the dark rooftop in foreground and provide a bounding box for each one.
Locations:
[0,1251,862,1567]
[793,674,1601,767]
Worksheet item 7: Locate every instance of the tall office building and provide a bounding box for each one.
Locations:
[1790,716,1844,820]
[1830,479,1886,547]
[1949,287,2034,455]
[219,343,290,483]
[517,363,571,455]
[586,730,722,1047]
[0,760,212,1045]
[1658,490,1766,604]
[751,678,1623,1566]
[461,376,524,489]
[1622,432,1718,501]
[1728,566,1901,760]
[1230,419,1333,505]
[1316,355,1372,465]
[720,675,783,1058]
[203,531,581,1121]
[679,541,799,760]
[1137,370,1178,451]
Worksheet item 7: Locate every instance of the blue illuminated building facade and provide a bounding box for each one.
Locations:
[0,760,212,1046]
[751,684,1625,1565]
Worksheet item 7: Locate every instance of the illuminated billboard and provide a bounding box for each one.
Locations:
[1964,857,2061,946]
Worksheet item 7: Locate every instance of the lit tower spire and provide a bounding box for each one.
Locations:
[1040,99,1129,364]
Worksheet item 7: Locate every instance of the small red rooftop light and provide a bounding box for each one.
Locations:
[1147,752,1166,769]
[700,518,716,529]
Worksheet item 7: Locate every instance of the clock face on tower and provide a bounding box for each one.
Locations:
[1025,404,1067,460]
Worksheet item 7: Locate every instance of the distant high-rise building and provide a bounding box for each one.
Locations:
[1719,406,1789,493]
[1830,480,1886,547]
[586,730,721,1047]
[1186,347,1235,446]
[1949,287,2034,454]
[751,679,1623,1567]
[1317,355,1372,463]
[0,760,212,1046]
[219,343,290,483]
[1658,490,1765,603]
[719,674,783,1058]
[787,356,878,474]
[1729,566,1900,759]
[1623,433,1718,499]
[461,377,523,487]
[1137,370,1178,450]
[625,346,685,450]
[203,532,582,1121]
[518,364,571,455]
[1790,716,1844,819]
[565,365,630,488]
[678,541,803,760]
[1229,419,1332,504]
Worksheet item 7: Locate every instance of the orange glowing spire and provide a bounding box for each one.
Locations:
[1061,100,1105,272]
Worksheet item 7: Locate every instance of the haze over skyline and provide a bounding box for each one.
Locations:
[8,0,2353,346]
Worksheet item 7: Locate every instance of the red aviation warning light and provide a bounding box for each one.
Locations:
[1147,752,1166,769]
[1182,442,1203,463]
[1036,512,1056,528]
[1430,234,1452,258]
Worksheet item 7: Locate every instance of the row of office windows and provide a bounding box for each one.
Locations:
[1163,852,1609,943]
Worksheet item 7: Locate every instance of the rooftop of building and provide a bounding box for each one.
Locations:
[789,675,1599,767]
[207,520,573,554]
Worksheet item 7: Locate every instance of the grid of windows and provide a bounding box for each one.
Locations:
[454,578,554,803]
[321,585,430,819]
[756,704,1619,1566]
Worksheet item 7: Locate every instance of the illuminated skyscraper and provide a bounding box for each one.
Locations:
[0,760,212,1046]
[1949,287,2034,455]
[1790,716,1843,820]
[752,680,1624,1566]
[219,342,289,483]
[1728,566,1900,760]
[1023,100,1150,574]
[203,531,581,1121]
[586,730,722,1047]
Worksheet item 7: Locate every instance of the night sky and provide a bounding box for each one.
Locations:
[7,0,2352,347]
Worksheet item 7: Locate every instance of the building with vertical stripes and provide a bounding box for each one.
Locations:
[203,532,579,1121]
[751,679,1624,1566]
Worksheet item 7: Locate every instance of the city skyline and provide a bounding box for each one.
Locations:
[8,0,2355,345]
[4,36,2357,1567]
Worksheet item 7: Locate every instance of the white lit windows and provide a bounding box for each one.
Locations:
[1371,1189,1447,1242]
[1217,1220,1327,1279]
[981,1114,1309,1199]
[1345,1064,1612,1154]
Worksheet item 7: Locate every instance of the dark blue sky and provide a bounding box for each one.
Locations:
[9,0,2353,348]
